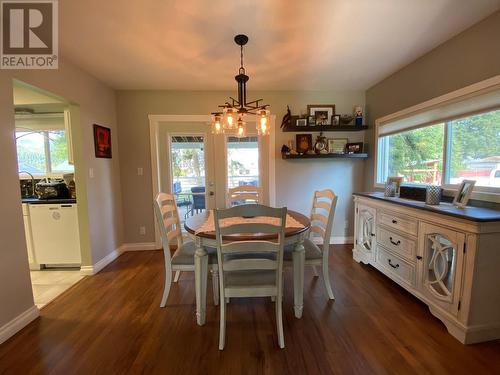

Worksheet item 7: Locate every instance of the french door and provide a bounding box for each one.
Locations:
[150,115,275,247]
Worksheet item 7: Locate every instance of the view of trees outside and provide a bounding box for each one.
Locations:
[382,109,500,187]
[16,130,73,174]
[448,110,500,187]
[171,140,205,192]
[386,123,444,184]
[227,137,259,188]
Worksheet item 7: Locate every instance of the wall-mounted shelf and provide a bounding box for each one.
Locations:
[282,125,368,132]
[282,153,368,160]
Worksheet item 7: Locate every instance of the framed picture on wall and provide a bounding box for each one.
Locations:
[93,124,112,158]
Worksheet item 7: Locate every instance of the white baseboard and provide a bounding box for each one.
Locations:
[121,242,158,251]
[0,305,39,345]
[80,242,157,276]
[312,236,354,245]
[80,247,124,275]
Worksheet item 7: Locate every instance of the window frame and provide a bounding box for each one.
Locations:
[374,76,500,203]
[16,129,73,177]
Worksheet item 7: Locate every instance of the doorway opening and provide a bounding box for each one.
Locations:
[13,80,85,309]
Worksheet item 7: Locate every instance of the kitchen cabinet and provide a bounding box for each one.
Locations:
[353,192,500,344]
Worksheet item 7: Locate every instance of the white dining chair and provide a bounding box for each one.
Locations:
[214,204,287,350]
[227,185,262,207]
[284,189,338,300]
[154,192,219,307]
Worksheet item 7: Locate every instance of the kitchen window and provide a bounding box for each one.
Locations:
[16,129,74,175]
[377,107,500,194]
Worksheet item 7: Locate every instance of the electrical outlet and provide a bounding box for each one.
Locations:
[89,168,94,178]
[139,226,146,235]
[137,167,143,176]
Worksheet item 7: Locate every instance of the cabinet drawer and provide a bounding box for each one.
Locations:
[377,227,416,261]
[376,246,415,287]
[379,211,418,236]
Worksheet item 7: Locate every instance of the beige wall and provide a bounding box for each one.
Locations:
[0,58,123,331]
[116,90,365,244]
[364,10,500,190]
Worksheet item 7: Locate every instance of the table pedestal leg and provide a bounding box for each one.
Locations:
[195,242,208,326]
[293,240,305,318]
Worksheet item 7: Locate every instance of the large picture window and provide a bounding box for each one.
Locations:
[377,108,500,190]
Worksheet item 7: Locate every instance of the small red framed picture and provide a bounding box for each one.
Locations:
[93,124,112,158]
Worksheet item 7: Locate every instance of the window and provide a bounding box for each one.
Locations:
[378,123,444,185]
[446,110,500,188]
[377,108,500,191]
[227,136,259,189]
[16,130,74,175]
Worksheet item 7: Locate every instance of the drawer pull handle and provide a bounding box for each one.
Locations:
[389,237,401,246]
[388,259,400,269]
[416,256,422,260]
[391,219,398,224]
[371,233,375,237]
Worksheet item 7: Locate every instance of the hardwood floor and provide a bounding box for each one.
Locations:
[1,245,499,374]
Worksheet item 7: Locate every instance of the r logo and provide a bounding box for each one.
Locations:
[1,0,58,69]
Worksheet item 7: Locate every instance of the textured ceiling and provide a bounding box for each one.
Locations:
[59,0,500,90]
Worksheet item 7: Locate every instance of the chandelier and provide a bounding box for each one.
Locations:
[211,34,270,138]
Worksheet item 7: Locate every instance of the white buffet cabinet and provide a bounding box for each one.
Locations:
[352,192,500,344]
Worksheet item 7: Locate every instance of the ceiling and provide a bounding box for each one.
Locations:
[59,0,500,91]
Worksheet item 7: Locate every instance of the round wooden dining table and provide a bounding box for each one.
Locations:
[185,210,311,326]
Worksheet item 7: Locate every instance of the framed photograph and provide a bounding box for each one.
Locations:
[386,176,403,195]
[346,142,363,154]
[296,134,312,154]
[307,104,335,126]
[332,115,341,126]
[327,138,348,154]
[296,118,307,127]
[307,115,316,126]
[453,179,476,208]
[93,124,112,158]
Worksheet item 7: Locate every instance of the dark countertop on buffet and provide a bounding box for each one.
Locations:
[353,192,500,222]
[21,198,77,205]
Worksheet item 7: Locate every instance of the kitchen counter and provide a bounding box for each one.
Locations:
[353,192,500,222]
[22,198,77,205]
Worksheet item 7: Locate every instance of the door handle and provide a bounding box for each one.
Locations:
[389,237,401,246]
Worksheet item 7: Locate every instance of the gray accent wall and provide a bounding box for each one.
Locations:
[0,59,123,332]
[116,90,365,244]
[364,11,500,190]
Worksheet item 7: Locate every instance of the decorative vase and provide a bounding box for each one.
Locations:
[425,185,442,205]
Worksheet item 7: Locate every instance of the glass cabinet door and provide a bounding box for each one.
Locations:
[356,205,376,254]
[419,223,465,313]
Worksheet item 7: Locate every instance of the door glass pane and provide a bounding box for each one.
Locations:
[227,136,259,189]
[377,123,444,184]
[170,136,205,223]
[426,234,456,298]
[447,109,500,187]
[358,209,374,251]
[16,131,47,174]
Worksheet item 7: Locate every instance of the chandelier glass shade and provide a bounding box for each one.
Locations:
[211,34,270,138]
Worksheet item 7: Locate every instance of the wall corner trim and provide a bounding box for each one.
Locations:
[0,305,39,345]
[80,247,124,275]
